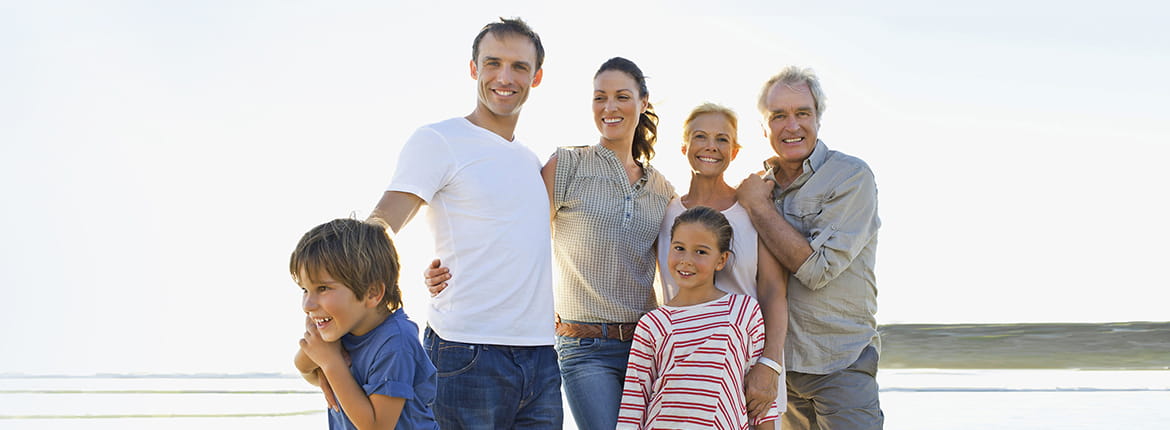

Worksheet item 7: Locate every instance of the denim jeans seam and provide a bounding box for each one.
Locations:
[435,343,480,377]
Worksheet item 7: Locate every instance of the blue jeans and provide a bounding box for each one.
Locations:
[423,327,562,430]
[556,335,633,430]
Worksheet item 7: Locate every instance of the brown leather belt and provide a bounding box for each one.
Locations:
[555,316,637,341]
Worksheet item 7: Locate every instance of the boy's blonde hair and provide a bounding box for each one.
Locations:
[290,218,402,312]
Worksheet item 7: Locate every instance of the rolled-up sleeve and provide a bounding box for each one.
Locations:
[793,162,880,291]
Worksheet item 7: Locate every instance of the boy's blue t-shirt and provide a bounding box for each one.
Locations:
[328,308,438,430]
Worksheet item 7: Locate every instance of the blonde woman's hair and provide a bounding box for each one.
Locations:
[683,102,740,149]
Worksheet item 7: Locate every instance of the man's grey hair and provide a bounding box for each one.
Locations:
[757,66,827,123]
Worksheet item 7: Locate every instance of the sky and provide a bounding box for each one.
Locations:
[2,3,1168,375]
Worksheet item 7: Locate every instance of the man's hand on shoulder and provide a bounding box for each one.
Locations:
[736,172,775,214]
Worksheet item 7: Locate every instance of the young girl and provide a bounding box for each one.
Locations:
[617,206,779,430]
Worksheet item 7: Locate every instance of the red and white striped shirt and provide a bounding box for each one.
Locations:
[618,294,779,429]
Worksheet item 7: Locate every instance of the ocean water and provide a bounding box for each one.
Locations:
[878,369,1170,429]
[0,375,320,429]
[3,369,1168,429]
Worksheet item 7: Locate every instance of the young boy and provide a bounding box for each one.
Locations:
[291,218,438,430]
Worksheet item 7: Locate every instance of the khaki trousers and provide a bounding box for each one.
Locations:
[782,345,884,430]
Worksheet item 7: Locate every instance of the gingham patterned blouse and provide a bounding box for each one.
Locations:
[551,144,675,324]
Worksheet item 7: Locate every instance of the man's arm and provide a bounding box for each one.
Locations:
[738,165,879,291]
[737,173,813,273]
[368,191,424,234]
[375,190,454,296]
[790,166,879,290]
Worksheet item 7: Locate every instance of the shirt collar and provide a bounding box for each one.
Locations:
[763,139,828,193]
[593,143,658,178]
[805,139,829,173]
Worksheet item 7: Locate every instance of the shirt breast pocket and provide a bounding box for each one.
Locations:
[784,195,824,233]
[563,175,610,212]
[559,197,582,212]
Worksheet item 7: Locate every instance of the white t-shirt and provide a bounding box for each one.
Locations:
[656,197,759,302]
[387,117,554,346]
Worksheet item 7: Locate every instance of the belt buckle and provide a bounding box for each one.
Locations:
[617,323,628,342]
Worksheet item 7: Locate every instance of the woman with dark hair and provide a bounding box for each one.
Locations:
[541,57,675,430]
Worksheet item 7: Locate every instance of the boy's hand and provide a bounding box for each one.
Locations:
[300,316,346,368]
[297,342,348,412]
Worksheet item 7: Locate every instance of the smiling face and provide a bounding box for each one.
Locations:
[762,81,819,171]
[593,69,647,144]
[683,112,739,178]
[667,222,729,292]
[470,32,543,123]
[298,268,384,342]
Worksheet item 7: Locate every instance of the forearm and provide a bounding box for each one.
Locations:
[745,203,812,274]
[294,349,321,385]
[758,291,787,364]
[368,191,423,234]
[319,362,386,429]
[756,240,789,362]
[785,167,880,290]
[745,242,787,421]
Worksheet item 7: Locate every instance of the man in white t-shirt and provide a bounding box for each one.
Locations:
[367,17,560,429]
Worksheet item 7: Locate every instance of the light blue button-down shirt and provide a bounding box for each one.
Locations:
[765,140,881,374]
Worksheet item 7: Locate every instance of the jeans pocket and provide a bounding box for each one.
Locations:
[433,341,480,377]
[555,336,598,361]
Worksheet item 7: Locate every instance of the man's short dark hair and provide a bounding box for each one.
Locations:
[471,17,545,70]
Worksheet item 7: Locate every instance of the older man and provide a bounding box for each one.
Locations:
[737,66,883,430]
